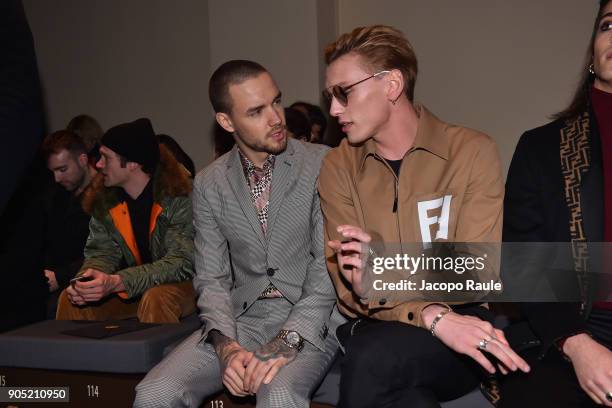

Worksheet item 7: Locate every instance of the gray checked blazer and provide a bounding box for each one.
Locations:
[192,138,343,351]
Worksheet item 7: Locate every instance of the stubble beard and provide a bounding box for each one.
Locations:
[236,127,288,156]
[73,169,88,193]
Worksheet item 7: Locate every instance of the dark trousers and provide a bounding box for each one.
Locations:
[500,308,612,408]
[499,347,597,408]
[337,319,483,408]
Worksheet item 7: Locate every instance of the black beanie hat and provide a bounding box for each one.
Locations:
[101,118,159,171]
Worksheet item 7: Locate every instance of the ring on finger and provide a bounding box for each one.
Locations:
[605,391,612,402]
[478,338,489,351]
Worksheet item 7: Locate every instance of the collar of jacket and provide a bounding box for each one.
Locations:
[108,201,163,266]
[559,109,604,314]
[83,144,192,220]
[358,104,450,171]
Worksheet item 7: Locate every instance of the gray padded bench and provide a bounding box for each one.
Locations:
[0,316,200,373]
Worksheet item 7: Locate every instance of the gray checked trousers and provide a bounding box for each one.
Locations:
[133,298,338,408]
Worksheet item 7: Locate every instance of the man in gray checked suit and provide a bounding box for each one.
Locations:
[134,60,343,408]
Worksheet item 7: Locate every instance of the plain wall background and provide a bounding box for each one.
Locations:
[23,0,212,169]
[23,1,598,174]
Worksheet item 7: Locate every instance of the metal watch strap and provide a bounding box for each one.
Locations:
[276,330,304,351]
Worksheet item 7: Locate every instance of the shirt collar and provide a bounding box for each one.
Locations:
[359,104,450,170]
[238,149,276,178]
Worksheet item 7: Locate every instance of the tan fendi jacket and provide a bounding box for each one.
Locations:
[318,105,503,328]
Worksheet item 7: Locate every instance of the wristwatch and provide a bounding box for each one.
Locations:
[276,330,304,352]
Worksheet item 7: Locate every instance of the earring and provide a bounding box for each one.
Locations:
[589,63,595,75]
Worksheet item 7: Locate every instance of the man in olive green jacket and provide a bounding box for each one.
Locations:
[56,118,196,323]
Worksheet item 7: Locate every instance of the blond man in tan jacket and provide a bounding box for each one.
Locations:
[318,25,530,408]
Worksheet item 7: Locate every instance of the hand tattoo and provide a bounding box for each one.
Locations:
[254,338,297,362]
[209,330,241,366]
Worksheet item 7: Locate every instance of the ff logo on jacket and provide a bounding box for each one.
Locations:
[418,195,452,249]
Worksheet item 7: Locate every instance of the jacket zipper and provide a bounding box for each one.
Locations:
[378,155,403,249]
[393,175,402,252]
[393,179,398,213]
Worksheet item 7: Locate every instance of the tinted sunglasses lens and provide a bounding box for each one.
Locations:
[332,86,348,106]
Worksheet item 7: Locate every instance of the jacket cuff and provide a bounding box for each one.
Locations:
[199,320,238,345]
[523,302,587,355]
[555,330,591,361]
[116,270,136,299]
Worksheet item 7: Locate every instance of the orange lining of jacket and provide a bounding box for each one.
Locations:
[109,202,163,299]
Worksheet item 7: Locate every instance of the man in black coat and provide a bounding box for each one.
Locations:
[41,130,96,316]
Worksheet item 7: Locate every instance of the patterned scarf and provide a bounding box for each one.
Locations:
[560,112,591,310]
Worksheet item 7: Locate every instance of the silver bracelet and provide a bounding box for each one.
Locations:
[429,308,452,337]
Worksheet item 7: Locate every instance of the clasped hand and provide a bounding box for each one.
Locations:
[218,338,297,396]
[66,268,121,305]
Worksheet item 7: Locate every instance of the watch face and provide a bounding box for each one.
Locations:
[286,331,300,346]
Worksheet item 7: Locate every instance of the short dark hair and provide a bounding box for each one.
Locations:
[66,114,103,152]
[209,60,267,114]
[284,108,311,141]
[41,130,88,161]
[290,101,327,139]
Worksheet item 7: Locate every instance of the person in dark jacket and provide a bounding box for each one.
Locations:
[0,0,45,332]
[56,118,196,323]
[501,1,612,406]
[41,130,96,317]
[158,133,196,178]
[0,0,44,214]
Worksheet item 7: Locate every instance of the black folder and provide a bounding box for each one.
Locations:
[61,320,159,339]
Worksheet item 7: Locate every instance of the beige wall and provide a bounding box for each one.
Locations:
[23,0,212,170]
[24,1,597,173]
[338,0,597,174]
[208,0,328,108]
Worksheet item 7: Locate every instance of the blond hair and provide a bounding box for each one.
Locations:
[325,25,418,102]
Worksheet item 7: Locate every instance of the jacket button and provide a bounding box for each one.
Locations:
[407,312,414,321]
[243,302,247,310]
[266,268,275,276]
[379,298,387,306]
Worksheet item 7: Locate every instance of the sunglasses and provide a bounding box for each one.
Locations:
[323,70,390,106]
